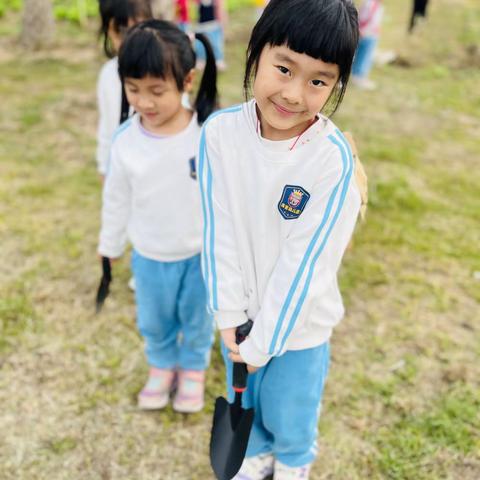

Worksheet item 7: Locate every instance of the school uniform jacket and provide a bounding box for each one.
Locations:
[98,113,202,262]
[96,57,122,175]
[199,100,361,367]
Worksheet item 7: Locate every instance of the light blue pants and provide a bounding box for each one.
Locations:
[222,342,330,467]
[178,21,225,63]
[351,36,378,78]
[195,22,225,63]
[132,250,214,371]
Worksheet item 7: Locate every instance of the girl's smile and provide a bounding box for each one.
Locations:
[270,99,304,116]
[253,45,339,141]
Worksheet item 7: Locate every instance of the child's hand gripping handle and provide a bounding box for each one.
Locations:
[233,319,253,393]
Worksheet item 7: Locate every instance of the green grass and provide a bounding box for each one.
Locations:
[0,283,37,352]
[0,0,255,21]
[0,1,479,479]
[374,386,480,479]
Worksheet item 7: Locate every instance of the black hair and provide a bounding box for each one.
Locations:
[118,19,218,124]
[244,0,359,116]
[98,0,153,58]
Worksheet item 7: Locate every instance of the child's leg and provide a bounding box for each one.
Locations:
[261,343,330,467]
[209,23,225,63]
[177,254,214,370]
[351,36,378,79]
[131,250,183,369]
[195,23,225,64]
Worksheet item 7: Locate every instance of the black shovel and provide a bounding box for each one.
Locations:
[95,256,112,313]
[210,319,255,480]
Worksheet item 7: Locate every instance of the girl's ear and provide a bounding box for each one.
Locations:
[183,68,196,93]
[108,18,122,54]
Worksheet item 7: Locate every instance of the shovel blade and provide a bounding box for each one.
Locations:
[210,396,254,480]
[95,257,112,314]
[95,279,110,313]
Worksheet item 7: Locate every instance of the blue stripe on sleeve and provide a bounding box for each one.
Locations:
[198,105,242,312]
[276,130,354,353]
[205,155,218,309]
[268,139,347,355]
[198,127,211,308]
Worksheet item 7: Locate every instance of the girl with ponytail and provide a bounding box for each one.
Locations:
[98,20,218,413]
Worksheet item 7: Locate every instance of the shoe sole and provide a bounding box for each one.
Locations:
[138,395,169,410]
[172,401,204,413]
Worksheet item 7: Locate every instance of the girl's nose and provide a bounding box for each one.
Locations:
[138,96,154,109]
[281,81,303,105]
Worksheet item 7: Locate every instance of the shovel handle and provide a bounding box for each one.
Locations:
[235,319,253,344]
[233,320,253,392]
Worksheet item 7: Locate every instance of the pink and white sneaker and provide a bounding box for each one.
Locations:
[232,453,274,480]
[274,460,311,479]
[137,367,175,410]
[172,370,206,413]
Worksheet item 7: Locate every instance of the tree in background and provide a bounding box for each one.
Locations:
[20,0,55,49]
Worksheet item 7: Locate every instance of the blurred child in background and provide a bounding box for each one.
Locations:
[409,0,430,33]
[351,0,383,90]
[98,20,218,413]
[196,0,227,70]
[96,0,152,177]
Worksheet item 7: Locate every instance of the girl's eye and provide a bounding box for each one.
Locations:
[153,91,165,96]
[311,79,326,87]
[276,65,290,75]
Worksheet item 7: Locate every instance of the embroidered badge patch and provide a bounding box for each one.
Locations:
[189,157,197,180]
[278,185,310,220]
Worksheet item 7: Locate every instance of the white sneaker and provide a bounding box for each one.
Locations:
[273,461,311,480]
[374,49,397,66]
[351,75,377,91]
[232,453,274,480]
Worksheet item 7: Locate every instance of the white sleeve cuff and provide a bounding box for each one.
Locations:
[97,245,124,259]
[239,337,271,368]
[215,311,249,330]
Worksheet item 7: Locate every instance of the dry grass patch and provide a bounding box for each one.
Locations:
[1,1,479,479]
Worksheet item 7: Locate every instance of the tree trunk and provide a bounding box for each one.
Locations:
[20,0,55,50]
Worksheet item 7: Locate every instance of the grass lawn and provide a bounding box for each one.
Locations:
[0,0,479,478]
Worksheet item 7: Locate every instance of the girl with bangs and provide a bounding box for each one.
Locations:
[199,0,360,478]
[96,0,152,177]
[98,20,217,414]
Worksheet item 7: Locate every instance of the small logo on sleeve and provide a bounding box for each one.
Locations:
[189,157,197,180]
[278,185,310,219]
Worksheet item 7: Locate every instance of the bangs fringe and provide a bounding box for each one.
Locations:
[244,0,359,115]
[119,31,168,79]
[267,1,356,72]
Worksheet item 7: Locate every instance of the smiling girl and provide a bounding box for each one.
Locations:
[199,0,360,477]
[98,20,218,413]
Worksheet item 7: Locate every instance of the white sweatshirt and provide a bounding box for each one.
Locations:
[96,57,123,175]
[199,101,361,367]
[96,58,192,174]
[98,112,203,262]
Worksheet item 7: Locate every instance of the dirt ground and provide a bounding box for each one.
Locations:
[0,1,479,479]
